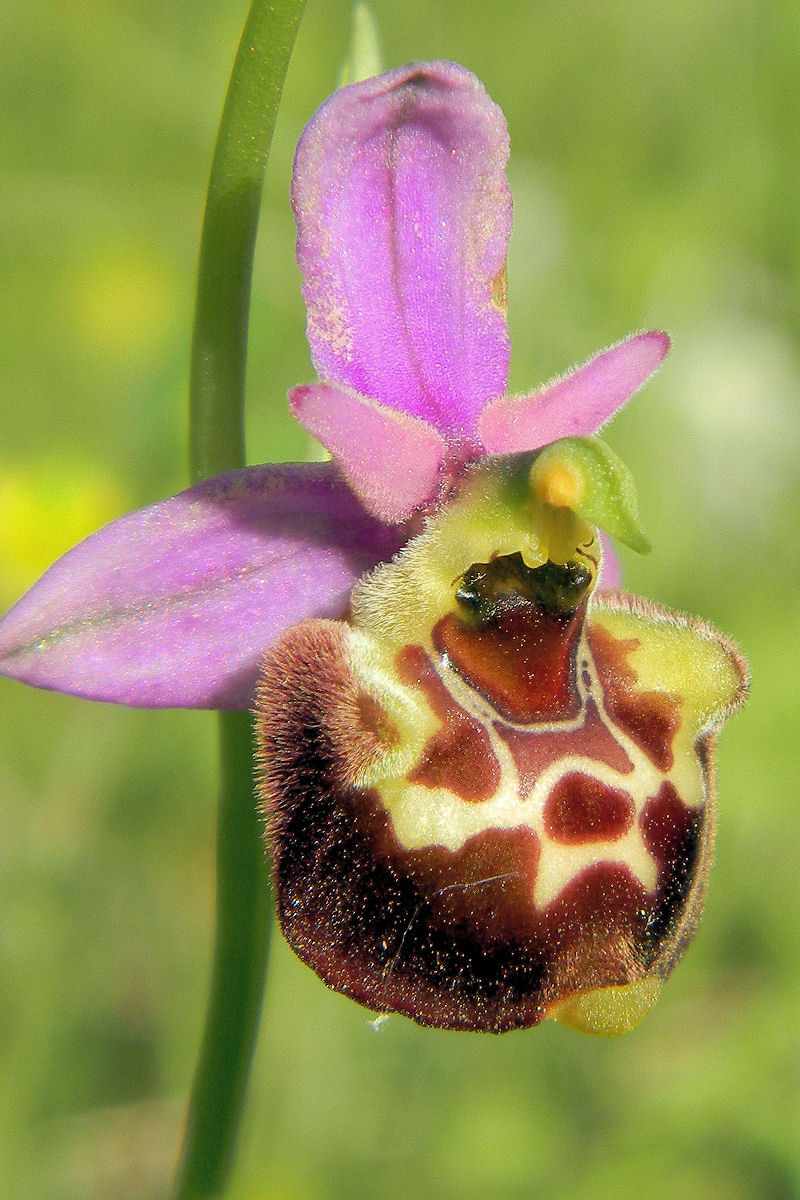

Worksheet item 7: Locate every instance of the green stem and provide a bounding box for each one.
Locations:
[174,712,272,1199]
[189,0,307,487]
[176,2,306,1197]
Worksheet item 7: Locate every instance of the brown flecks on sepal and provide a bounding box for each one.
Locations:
[490,264,508,316]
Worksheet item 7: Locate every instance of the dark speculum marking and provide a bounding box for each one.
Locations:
[501,698,634,788]
[397,645,500,803]
[434,603,585,724]
[640,781,702,952]
[544,772,635,844]
[588,624,681,770]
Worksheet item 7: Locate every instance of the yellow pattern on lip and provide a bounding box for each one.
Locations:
[551,977,663,1037]
[348,594,744,913]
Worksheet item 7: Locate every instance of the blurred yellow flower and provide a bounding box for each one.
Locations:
[68,247,180,356]
[0,459,127,606]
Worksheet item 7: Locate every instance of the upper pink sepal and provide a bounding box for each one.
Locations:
[477,331,670,454]
[292,61,512,440]
[0,464,403,710]
[290,382,446,523]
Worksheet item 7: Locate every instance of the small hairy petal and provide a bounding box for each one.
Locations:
[477,332,670,454]
[0,464,404,710]
[597,534,622,591]
[293,61,511,439]
[290,382,446,522]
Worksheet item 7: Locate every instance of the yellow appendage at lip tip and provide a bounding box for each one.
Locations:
[550,977,662,1037]
[530,455,585,511]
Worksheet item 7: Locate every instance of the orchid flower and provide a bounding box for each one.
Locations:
[0,62,747,1035]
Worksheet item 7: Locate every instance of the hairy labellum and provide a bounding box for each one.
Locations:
[256,449,747,1035]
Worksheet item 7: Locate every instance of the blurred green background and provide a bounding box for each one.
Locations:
[1,1,798,1197]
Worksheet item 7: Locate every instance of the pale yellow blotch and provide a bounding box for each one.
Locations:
[533,827,657,909]
[490,264,508,317]
[550,976,662,1037]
